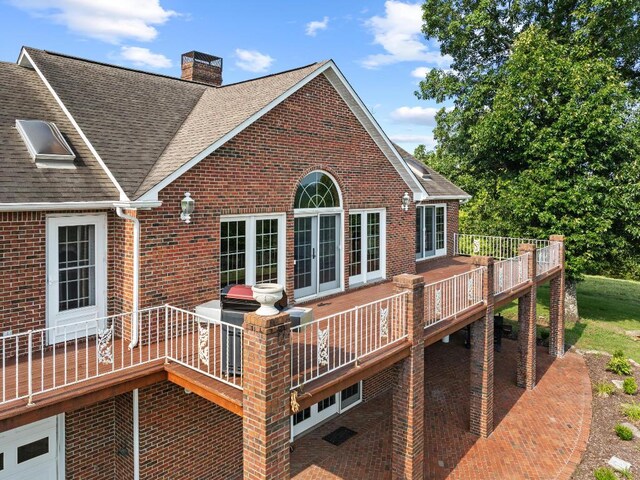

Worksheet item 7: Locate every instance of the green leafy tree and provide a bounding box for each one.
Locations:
[416,0,640,319]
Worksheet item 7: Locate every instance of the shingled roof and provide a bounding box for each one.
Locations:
[393,143,470,199]
[0,61,119,203]
[3,47,465,205]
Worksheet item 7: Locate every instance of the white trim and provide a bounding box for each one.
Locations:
[418,195,471,201]
[0,201,115,212]
[138,61,426,202]
[19,49,129,201]
[347,208,386,286]
[46,213,108,344]
[56,413,65,480]
[220,213,287,288]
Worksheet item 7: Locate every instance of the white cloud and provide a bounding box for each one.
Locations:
[411,66,431,78]
[361,1,450,69]
[306,16,329,36]
[120,46,171,68]
[11,0,177,44]
[390,106,441,126]
[234,49,274,73]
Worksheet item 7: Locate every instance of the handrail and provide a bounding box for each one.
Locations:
[454,233,550,260]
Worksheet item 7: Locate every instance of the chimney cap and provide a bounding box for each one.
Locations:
[181,51,222,69]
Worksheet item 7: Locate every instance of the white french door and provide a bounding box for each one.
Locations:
[46,214,107,344]
[294,214,341,299]
[348,209,385,285]
[416,205,446,260]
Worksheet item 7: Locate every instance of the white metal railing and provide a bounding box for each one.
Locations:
[165,306,243,389]
[290,291,408,390]
[0,305,242,406]
[536,242,561,276]
[454,233,550,260]
[424,267,485,328]
[493,253,531,295]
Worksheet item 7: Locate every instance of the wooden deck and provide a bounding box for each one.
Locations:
[0,257,562,430]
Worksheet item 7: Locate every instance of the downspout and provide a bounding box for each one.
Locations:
[115,207,140,349]
[133,388,140,480]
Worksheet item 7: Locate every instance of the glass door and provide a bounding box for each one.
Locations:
[294,214,340,298]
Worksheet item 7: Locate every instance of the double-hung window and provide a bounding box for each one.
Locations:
[348,209,385,285]
[416,204,446,260]
[220,214,285,289]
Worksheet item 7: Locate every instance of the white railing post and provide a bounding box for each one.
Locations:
[27,330,33,406]
[354,308,359,362]
[164,305,169,363]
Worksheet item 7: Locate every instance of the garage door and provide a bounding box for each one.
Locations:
[0,416,58,479]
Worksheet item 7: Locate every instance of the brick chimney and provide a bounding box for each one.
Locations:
[181,51,222,86]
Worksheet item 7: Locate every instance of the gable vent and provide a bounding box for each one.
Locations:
[15,119,76,169]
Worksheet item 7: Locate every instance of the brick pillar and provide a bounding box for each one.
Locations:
[392,274,425,480]
[469,256,494,438]
[242,311,291,480]
[517,244,537,390]
[549,235,566,357]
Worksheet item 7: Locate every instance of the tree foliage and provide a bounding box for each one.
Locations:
[417,0,640,280]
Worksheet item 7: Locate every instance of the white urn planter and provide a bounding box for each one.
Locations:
[251,283,284,316]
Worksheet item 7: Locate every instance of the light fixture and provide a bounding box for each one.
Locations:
[402,192,411,211]
[180,192,195,224]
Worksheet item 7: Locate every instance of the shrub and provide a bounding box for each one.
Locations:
[593,467,617,480]
[622,401,640,421]
[595,382,616,398]
[615,423,634,441]
[608,353,633,376]
[614,349,626,359]
[623,377,638,395]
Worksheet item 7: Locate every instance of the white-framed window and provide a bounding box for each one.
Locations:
[416,204,447,260]
[46,214,107,342]
[348,209,386,286]
[220,214,286,289]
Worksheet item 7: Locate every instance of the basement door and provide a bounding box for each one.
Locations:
[293,214,341,299]
[0,416,60,479]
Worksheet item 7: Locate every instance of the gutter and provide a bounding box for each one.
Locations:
[0,200,161,212]
[115,207,140,349]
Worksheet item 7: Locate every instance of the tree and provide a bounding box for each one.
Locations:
[417,0,640,321]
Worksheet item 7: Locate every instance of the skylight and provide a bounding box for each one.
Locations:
[15,119,76,168]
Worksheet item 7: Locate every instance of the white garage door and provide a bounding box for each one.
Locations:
[0,416,59,480]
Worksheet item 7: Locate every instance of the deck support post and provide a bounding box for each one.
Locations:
[242,311,291,480]
[470,256,494,438]
[548,235,566,357]
[392,274,425,480]
[517,244,537,390]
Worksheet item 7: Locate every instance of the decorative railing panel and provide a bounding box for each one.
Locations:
[290,292,408,390]
[493,253,531,295]
[424,267,485,327]
[0,305,242,406]
[454,234,550,260]
[536,242,561,276]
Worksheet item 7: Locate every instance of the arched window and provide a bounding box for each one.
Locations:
[294,171,340,209]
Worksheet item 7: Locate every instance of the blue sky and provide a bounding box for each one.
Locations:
[0,0,451,153]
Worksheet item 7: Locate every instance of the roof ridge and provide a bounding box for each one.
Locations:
[220,60,328,88]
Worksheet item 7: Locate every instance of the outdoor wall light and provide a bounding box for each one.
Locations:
[402,192,411,211]
[180,192,195,224]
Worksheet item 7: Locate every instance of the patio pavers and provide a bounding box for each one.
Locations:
[291,333,591,479]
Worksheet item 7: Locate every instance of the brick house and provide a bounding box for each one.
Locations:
[0,47,566,479]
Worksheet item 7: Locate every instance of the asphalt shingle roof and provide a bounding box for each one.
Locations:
[393,143,470,199]
[0,61,119,203]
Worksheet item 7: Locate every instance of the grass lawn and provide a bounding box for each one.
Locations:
[498,275,640,362]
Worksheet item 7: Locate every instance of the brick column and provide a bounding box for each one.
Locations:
[242,311,291,480]
[549,235,566,357]
[517,244,537,390]
[470,256,494,438]
[392,274,425,480]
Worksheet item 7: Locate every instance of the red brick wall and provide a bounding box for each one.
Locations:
[65,398,117,480]
[363,365,398,402]
[114,392,134,478]
[137,381,243,480]
[0,210,124,336]
[137,73,417,309]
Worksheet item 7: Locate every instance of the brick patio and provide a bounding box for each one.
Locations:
[291,333,591,480]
